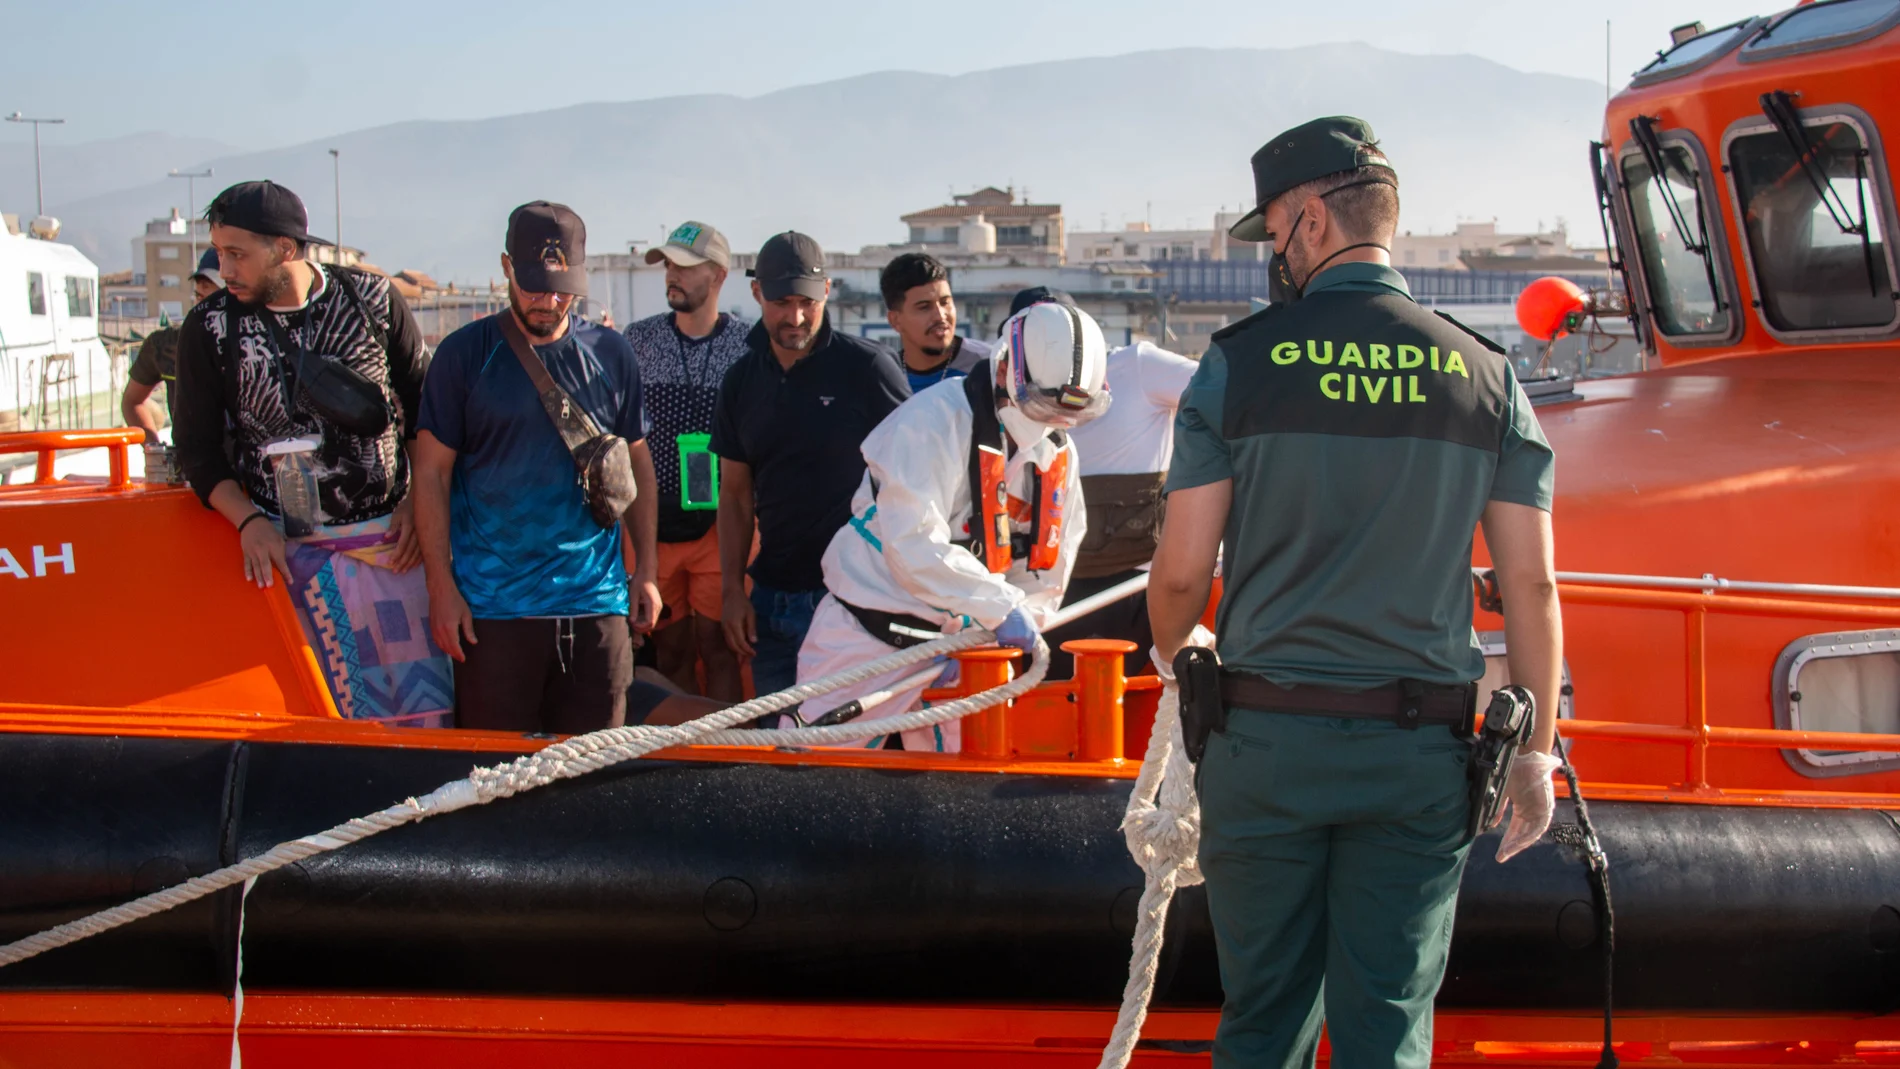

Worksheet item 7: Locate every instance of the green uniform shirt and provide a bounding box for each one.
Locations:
[1167,262,1554,688]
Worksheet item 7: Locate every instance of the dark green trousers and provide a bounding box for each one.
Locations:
[1197,707,1472,1069]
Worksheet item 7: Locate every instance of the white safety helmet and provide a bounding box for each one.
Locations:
[996,301,1111,429]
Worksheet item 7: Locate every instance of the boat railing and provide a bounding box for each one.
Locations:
[1480,568,1900,804]
[0,427,142,490]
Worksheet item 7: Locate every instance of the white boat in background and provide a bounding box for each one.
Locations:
[0,213,120,477]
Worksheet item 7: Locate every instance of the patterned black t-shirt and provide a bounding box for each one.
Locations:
[173,266,429,525]
[625,311,751,543]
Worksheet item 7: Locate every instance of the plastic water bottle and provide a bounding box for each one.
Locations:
[263,435,324,538]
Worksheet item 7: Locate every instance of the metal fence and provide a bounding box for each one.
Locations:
[1151,261,1611,306]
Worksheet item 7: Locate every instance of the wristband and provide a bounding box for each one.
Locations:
[237,511,271,536]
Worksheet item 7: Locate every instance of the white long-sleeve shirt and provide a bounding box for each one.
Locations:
[818,376,1087,632]
[1066,341,1198,476]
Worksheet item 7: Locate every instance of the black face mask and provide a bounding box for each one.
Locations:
[1266,177,1398,305]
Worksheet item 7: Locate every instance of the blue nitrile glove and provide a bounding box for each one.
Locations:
[993,608,1040,654]
[933,657,959,687]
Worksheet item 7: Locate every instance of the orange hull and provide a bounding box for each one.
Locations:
[7,7,1900,1061]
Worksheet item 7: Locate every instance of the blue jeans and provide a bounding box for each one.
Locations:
[749,584,823,696]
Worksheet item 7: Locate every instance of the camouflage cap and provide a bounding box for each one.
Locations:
[1229,116,1396,242]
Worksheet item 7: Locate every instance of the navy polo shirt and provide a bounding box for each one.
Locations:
[710,315,909,591]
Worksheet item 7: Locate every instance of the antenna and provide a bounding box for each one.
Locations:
[1605,20,1612,103]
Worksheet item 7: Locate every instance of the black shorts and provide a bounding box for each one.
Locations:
[455,615,633,735]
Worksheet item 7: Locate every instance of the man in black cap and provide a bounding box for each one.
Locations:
[173,180,451,727]
[1147,117,1563,1066]
[710,231,909,695]
[122,248,223,442]
[413,201,661,735]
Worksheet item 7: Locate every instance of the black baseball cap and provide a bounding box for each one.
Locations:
[748,232,828,301]
[507,201,589,297]
[1007,286,1077,319]
[204,181,333,246]
[1229,116,1396,242]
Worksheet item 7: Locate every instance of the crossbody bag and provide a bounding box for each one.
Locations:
[241,266,396,439]
[495,312,637,529]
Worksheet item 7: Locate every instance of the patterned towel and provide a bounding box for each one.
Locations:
[281,514,453,727]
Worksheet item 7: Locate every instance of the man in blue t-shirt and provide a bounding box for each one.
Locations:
[413,202,661,734]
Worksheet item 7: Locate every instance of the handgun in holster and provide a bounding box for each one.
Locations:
[1173,646,1225,764]
[1467,684,1536,844]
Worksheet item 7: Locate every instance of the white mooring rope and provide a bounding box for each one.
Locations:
[1097,677,1202,1069]
[0,628,1048,969]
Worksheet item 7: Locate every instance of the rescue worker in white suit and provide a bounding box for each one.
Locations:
[790,301,1113,751]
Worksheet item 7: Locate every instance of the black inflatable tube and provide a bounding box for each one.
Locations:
[0,734,1896,1011]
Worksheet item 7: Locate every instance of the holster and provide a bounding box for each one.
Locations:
[1173,646,1225,764]
[1466,685,1536,844]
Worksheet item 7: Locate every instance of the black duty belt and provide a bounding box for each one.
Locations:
[837,598,946,650]
[1218,671,1476,731]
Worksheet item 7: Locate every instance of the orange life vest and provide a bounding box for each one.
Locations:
[963,370,1068,574]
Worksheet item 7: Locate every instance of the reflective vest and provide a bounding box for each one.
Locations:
[962,369,1068,574]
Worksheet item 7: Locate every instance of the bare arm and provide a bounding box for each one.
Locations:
[625,438,662,632]
[208,478,287,589]
[1148,479,1232,662]
[1481,501,1562,755]
[413,430,476,662]
[717,457,757,659]
[120,380,162,443]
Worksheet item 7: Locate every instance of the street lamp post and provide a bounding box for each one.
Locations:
[6,111,67,217]
[329,148,341,260]
[168,167,214,266]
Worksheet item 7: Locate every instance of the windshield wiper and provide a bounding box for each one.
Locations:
[1628,115,1727,311]
[1591,140,1644,342]
[1760,89,1879,297]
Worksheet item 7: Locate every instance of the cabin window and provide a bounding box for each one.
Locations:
[1740,0,1900,61]
[1621,141,1734,337]
[64,276,95,319]
[25,272,46,316]
[1728,117,1897,333]
[1633,18,1763,84]
[1774,630,1900,776]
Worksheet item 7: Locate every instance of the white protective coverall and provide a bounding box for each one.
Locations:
[793,369,1087,752]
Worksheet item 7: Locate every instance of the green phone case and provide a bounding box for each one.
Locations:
[677,432,718,511]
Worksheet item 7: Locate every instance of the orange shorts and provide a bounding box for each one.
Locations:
[656,528,725,625]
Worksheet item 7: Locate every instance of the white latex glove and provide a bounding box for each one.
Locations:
[1150,646,1176,683]
[1151,625,1217,683]
[1494,750,1563,863]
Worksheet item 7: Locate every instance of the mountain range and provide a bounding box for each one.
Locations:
[3,44,1612,283]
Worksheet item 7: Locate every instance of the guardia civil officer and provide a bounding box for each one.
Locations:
[1147,116,1565,1068]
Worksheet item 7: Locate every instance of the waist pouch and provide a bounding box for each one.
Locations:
[838,598,945,650]
[292,349,391,437]
[497,312,637,529]
[252,268,394,439]
[1074,472,1166,579]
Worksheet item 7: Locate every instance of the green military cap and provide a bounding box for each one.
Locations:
[1229,116,1396,242]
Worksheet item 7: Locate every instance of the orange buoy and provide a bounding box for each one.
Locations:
[1515,276,1588,341]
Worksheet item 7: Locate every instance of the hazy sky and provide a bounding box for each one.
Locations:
[4,0,1762,148]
